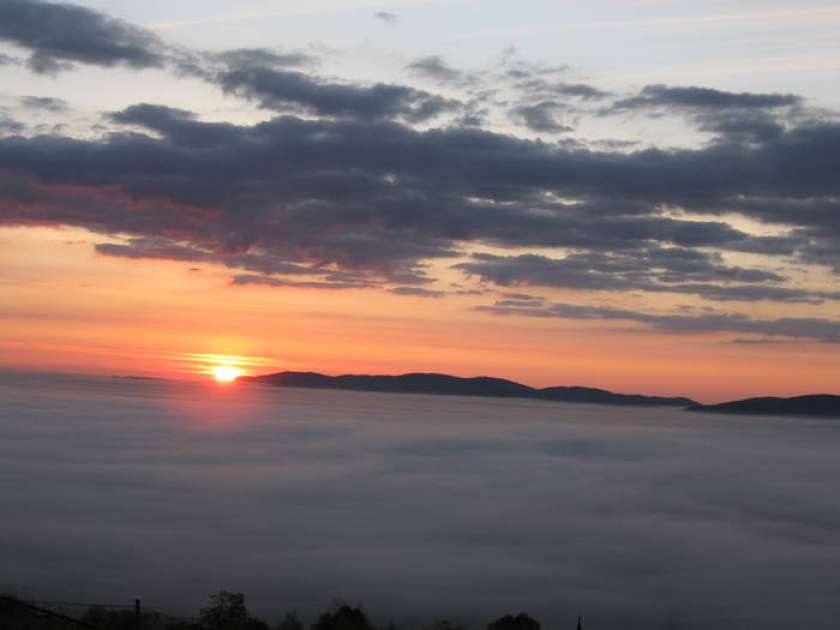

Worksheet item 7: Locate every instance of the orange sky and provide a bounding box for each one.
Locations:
[2,226,838,403]
[2,0,840,405]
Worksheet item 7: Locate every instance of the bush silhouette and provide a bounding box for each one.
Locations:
[424,620,466,630]
[199,591,270,630]
[311,602,373,630]
[83,607,142,629]
[277,610,305,630]
[486,613,540,630]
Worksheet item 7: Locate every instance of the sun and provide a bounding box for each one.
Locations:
[212,365,241,383]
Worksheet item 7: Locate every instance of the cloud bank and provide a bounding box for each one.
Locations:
[2,374,840,629]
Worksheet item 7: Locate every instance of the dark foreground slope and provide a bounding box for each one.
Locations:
[689,394,840,418]
[246,371,696,407]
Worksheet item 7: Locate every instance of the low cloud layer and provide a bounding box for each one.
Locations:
[2,375,839,629]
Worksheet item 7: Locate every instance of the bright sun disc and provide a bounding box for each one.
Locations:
[212,366,241,383]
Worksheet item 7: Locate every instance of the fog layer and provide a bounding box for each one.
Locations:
[1,373,838,629]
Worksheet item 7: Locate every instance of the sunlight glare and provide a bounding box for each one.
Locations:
[213,365,241,383]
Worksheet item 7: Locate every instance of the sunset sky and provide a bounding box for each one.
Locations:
[1,0,839,401]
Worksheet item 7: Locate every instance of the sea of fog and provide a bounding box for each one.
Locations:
[1,372,839,629]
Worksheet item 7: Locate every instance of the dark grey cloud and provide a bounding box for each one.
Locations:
[500,292,544,301]
[374,11,398,25]
[1,1,444,129]
[477,300,840,343]
[729,337,791,345]
[230,274,373,290]
[0,111,792,259]
[388,286,445,298]
[509,101,574,133]
[95,238,214,263]
[213,48,316,70]
[216,65,460,122]
[20,96,68,112]
[494,297,546,308]
[107,103,244,148]
[589,139,640,150]
[606,84,805,143]
[611,84,802,113]
[0,52,20,66]
[551,82,612,100]
[0,9,840,316]
[455,252,839,304]
[456,250,782,285]
[696,110,786,143]
[0,114,24,135]
[515,79,612,101]
[0,92,839,306]
[94,237,353,279]
[661,283,840,304]
[0,0,167,74]
[504,76,609,132]
[407,56,465,84]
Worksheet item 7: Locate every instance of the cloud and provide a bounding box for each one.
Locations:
[456,251,840,304]
[374,11,398,25]
[698,110,787,143]
[230,274,373,290]
[0,0,365,135]
[606,84,805,143]
[215,65,460,123]
[20,96,68,112]
[514,79,612,101]
[0,115,24,135]
[212,48,316,70]
[729,338,791,345]
[4,375,840,629]
[509,101,574,133]
[0,1,838,313]
[407,56,465,84]
[1,100,839,305]
[611,84,802,112]
[107,103,244,147]
[0,52,20,66]
[0,0,167,74]
[477,300,840,343]
[388,287,446,298]
[456,248,784,288]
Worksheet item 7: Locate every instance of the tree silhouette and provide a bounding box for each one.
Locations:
[199,591,270,630]
[82,607,142,630]
[486,613,541,630]
[311,602,373,630]
[277,609,305,630]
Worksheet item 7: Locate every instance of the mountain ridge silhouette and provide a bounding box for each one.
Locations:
[245,371,697,407]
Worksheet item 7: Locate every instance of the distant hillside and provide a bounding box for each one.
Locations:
[245,371,696,407]
[689,394,840,418]
[538,385,695,407]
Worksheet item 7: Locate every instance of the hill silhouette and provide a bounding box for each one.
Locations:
[689,394,840,418]
[245,371,697,407]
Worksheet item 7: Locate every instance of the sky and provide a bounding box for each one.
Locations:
[1,0,839,402]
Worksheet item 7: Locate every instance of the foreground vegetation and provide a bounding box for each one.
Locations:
[1,592,581,630]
